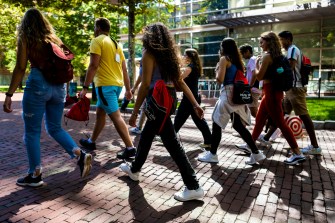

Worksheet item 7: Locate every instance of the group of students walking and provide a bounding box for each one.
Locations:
[3,8,321,202]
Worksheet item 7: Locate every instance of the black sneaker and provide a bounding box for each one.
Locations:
[79,138,96,151]
[77,151,92,178]
[16,173,44,187]
[117,147,136,159]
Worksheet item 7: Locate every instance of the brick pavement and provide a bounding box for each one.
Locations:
[1,93,335,223]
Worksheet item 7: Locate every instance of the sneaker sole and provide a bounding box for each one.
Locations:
[174,193,204,202]
[16,181,44,187]
[120,165,139,181]
[197,158,219,163]
[235,145,252,154]
[284,158,306,165]
[82,154,92,178]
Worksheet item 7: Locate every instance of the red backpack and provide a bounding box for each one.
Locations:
[64,96,90,125]
[300,54,312,86]
[40,42,74,84]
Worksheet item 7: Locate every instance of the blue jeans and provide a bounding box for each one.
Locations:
[22,68,78,174]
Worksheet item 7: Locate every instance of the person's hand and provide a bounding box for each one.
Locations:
[125,90,132,101]
[194,105,204,119]
[79,89,87,99]
[3,96,13,113]
[129,113,137,127]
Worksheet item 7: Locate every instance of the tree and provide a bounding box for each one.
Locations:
[107,0,174,85]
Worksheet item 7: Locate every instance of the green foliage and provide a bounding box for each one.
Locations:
[306,98,335,121]
[0,0,120,77]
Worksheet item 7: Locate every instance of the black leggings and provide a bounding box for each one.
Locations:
[210,113,259,154]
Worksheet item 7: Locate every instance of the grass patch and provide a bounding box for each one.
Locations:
[306,98,335,121]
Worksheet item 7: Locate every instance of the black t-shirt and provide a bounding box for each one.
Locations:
[183,63,200,98]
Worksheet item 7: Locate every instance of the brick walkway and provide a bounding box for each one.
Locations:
[1,93,335,223]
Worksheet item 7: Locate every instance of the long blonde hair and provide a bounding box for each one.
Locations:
[260,31,282,60]
[18,8,61,48]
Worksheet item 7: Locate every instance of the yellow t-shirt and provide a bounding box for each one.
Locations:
[90,34,125,87]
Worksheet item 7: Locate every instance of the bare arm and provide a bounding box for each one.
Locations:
[79,53,100,98]
[180,66,192,79]
[122,60,132,100]
[255,54,272,81]
[215,56,228,84]
[129,50,153,126]
[3,37,28,113]
[131,73,142,93]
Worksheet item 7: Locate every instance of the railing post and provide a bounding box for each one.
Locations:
[318,78,321,99]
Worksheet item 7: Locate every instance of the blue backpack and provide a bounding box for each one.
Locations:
[273,56,294,91]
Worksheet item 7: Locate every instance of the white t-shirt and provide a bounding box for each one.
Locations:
[247,56,262,94]
[286,44,302,87]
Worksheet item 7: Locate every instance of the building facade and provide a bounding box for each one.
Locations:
[120,0,335,95]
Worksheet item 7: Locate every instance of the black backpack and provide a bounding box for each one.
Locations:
[40,42,74,85]
[272,56,294,91]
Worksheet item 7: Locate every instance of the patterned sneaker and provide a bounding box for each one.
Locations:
[257,135,272,148]
[199,143,211,151]
[301,145,322,155]
[117,147,136,159]
[77,151,92,178]
[119,162,140,181]
[154,136,162,142]
[79,138,96,151]
[130,127,142,135]
[16,173,44,187]
[284,154,306,165]
[245,151,266,165]
[174,186,204,202]
[197,151,218,163]
[235,143,252,154]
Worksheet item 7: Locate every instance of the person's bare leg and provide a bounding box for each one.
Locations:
[90,107,106,142]
[300,114,319,148]
[108,109,134,147]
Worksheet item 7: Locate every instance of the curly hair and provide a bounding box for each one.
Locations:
[260,31,282,60]
[219,37,244,71]
[17,8,61,49]
[184,48,202,77]
[142,22,181,83]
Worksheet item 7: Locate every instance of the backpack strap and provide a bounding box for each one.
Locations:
[290,46,298,87]
[111,38,118,49]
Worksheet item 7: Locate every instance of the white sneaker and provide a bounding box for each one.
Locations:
[235,143,252,154]
[245,151,266,165]
[174,186,204,202]
[130,127,142,135]
[119,163,140,181]
[154,136,162,142]
[197,151,218,163]
[301,145,322,155]
[257,135,272,148]
[284,154,306,165]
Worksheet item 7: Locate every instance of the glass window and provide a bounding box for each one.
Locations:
[293,34,320,49]
[272,20,321,34]
[175,33,192,45]
[234,24,271,39]
[323,17,335,27]
[321,49,335,69]
[322,28,335,47]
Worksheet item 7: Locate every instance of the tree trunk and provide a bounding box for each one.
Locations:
[128,0,136,86]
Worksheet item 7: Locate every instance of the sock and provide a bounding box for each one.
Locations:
[88,138,94,143]
[126,146,134,150]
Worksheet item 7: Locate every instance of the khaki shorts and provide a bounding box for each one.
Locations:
[283,87,308,116]
[248,92,261,108]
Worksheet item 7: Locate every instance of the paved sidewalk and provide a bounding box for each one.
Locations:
[1,93,335,222]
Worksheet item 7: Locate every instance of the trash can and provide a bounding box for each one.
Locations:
[69,82,77,97]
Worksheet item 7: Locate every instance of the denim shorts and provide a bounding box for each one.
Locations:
[96,86,122,114]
